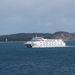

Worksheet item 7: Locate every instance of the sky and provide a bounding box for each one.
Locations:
[0,0,75,34]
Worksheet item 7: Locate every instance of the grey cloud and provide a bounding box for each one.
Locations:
[0,0,75,34]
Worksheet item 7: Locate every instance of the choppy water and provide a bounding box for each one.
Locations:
[0,41,75,75]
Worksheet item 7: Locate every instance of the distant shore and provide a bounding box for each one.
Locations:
[0,41,25,43]
[0,31,75,42]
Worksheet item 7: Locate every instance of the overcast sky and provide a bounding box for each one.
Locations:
[0,0,75,34]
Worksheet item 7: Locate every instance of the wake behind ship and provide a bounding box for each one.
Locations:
[24,36,66,48]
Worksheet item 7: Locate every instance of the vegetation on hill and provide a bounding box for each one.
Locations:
[0,31,75,42]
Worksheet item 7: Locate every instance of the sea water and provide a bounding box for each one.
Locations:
[0,42,75,75]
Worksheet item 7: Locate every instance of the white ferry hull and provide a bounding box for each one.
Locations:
[32,45,66,48]
[25,44,66,48]
[32,46,66,48]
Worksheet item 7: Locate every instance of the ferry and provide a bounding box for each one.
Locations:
[24,36,66,48]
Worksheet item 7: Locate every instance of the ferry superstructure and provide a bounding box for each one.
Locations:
[24,37,66,48]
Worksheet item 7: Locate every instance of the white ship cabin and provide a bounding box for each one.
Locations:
[32,37,45,41]
[32,37,64,42]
